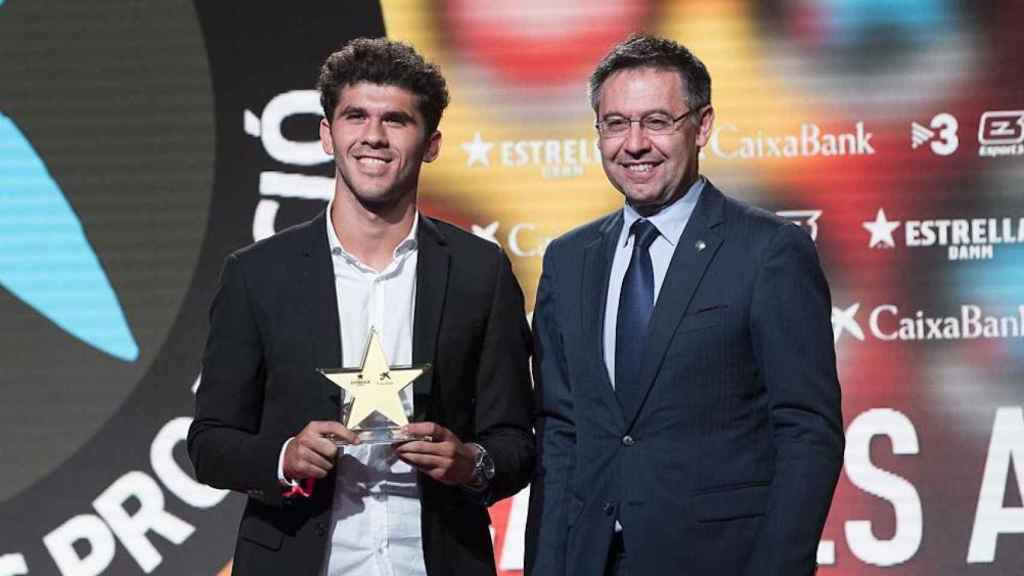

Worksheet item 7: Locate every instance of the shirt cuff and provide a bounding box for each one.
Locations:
[278,438,315,498]
[278,437,297,487]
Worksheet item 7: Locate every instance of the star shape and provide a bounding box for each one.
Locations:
[471,221,500,244]
[831,303,865,344]
[863,208,901,249]
[461,132,493,167]
[320,330,426,429]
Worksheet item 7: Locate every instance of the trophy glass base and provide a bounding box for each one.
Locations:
[332,427,432,446]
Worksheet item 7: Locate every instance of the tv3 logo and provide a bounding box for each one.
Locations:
[910,113,958,155]
[978,110,1024,145]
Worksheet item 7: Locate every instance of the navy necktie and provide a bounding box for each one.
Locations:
[615,219,659,410]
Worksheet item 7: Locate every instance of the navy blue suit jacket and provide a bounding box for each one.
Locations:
[525,183,843,576]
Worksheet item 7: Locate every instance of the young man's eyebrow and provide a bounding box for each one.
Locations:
[335,106,417,124]
[382,110,417,123]
[336,105,366,118]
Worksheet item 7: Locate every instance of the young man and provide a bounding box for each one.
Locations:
[189,38,534,576]
[526,34,844,576]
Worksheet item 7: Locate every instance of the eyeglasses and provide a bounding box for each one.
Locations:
[595,108,699,138]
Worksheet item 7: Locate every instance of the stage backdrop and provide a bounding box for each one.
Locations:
[2,1,1023,574]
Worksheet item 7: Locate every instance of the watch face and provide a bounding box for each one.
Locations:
[471,443,494,480]
[482,451,496,479]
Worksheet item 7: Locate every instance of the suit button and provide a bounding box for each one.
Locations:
[603,501,616,516]
[315,522,327,536]
[621,435,635,446]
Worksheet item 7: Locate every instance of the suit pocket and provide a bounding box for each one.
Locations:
[238,514,284,551]
[691,481,769,522]
[677,305,727,333]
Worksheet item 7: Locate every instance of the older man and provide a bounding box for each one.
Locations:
[526,34,843,576]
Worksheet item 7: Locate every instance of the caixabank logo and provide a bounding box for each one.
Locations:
[832,302,1024,344]
[705,121,876,160]
[0,3,385,575]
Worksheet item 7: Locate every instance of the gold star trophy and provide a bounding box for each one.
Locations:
[318,330,431,445]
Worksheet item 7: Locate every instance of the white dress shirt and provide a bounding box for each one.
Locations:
[603,177,705,387]
[320,202,427,576]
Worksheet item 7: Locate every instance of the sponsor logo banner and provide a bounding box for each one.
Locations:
[978,110,1024,157]
[911,113,959,155]
[477,210,822,258]
[863,208,1023,261]
[832,303,1024,343]
[706,122,875,159]
[461,132,602,179]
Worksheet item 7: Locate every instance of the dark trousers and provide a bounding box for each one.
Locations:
[604,532,628,576]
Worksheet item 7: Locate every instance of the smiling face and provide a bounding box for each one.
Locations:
[596,67,713,213]
[320,82,441,211]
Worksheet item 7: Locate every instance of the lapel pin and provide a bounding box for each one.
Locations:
[695,240,707,252]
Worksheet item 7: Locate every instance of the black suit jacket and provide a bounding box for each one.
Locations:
[526,183,844,576]
[188,212,535,576]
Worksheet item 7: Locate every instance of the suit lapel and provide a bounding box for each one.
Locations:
[412,216,449,421]
[622,184,727,429]
[580,214,626,426]
[300,211,344,419]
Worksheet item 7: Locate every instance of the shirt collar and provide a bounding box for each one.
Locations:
[620,176,705,247]
[325,197,420,267]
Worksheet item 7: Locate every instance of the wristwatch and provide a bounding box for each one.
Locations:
[467,442,495,489]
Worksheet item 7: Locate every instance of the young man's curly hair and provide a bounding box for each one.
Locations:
[318,37,450,134]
